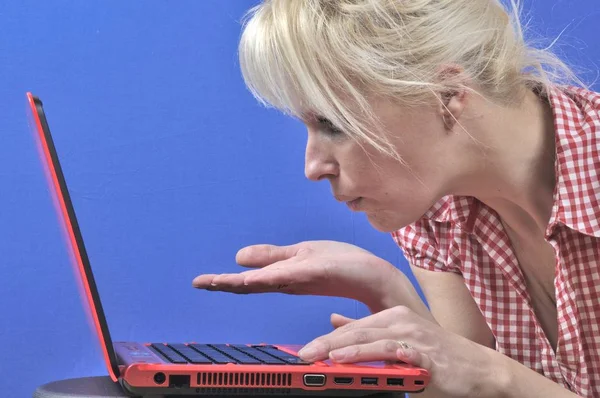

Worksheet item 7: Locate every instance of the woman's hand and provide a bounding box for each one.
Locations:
[298,306,502,398]
[192,240,405,310]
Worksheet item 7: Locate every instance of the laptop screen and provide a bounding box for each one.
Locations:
[26,93,121,381]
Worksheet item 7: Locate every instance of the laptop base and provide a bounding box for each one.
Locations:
[120,379,422,397]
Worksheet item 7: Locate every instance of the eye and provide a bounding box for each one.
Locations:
[316,116,344,136]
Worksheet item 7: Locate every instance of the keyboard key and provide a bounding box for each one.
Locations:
[168,344,214,364]
[209,344,263,364]
[150,343,188,364]
[230,345,286,364]
[151,342,310,366]
[255,346,311,365]
[190,344,238,364]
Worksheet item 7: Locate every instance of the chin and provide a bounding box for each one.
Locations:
[365,211,412,233]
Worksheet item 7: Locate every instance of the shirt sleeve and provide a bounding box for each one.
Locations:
[392,218,461,274]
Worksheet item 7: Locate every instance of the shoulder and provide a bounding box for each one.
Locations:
[548,85,600,237]
[560,85,600,105]
[392,195,477,272]
[551,85,600,128]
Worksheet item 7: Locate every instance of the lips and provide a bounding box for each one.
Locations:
[345,197,362,211]
[334,194,363,211]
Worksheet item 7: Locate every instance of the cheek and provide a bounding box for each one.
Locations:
[340,151,378,186]
[389,177,438,211]
[378,165,426,199]
[365,174,439,231]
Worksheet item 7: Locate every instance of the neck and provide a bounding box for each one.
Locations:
[452,88,556,241]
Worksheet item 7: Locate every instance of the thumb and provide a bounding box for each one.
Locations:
[330,313,355,329]
[236,244,300,268]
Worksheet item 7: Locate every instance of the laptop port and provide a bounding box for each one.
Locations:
[415,380,425,386]
[333,377,353,385]
[303,374,326,386]
[169,375,191,388]
[387,378,404,386]
[360,377,378,385]
[153,372,166,385]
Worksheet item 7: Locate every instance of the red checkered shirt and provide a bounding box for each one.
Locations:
[392,85,600,396]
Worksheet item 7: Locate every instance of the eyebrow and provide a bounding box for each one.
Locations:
[302,113,342,131]
[315,115,335,126]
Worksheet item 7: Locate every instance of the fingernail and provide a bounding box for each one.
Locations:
[298,347,318,360]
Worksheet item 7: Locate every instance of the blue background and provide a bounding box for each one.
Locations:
[0,1,598,397]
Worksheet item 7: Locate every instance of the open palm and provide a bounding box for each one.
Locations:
[193,240,399,305]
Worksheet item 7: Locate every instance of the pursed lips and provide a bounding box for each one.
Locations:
[335,195,363,211]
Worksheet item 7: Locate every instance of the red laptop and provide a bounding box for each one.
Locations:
[26,92,430,396]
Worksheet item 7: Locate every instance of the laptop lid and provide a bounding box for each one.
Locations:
[26,93,121,381]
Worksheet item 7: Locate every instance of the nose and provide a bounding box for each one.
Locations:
[304,133,339,181]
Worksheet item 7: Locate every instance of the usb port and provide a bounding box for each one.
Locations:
[333,377,353,385]
[360,377,378,385]
[387,378,404,386]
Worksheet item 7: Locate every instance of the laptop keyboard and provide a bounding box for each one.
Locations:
[150,343,311,365]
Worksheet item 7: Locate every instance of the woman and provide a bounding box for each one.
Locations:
[193,1,599,397]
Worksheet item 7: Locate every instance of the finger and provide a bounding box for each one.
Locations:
[192,272,258,293]
[322,307,401,339]
[396,346,433,371]
[236,244,300,268]
[328,339,413,363]
[194,269,298,294]
[242,264,296,287]
[192,272,248,288]
[191,274,220,288]
[211,273,248,288]
[330,313,355,329]
[300,307,418,361]
[329,306,419,337]
[298,328,390,362]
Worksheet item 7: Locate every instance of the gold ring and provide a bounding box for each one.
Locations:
[397,340,412,350]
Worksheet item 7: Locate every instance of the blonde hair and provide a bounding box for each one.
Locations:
[238,0,585,158]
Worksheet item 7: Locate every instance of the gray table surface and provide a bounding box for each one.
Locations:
[33,377,398,398]
[33,376,130,398]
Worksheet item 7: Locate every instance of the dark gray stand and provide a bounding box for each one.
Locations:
[33,376,131,398]
[32,376,202,398]
[33,376,400,398]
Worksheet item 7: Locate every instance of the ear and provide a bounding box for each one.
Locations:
[435,65,468,132]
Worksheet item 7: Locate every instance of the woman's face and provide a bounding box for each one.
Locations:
[303,97,460,232]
